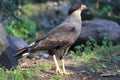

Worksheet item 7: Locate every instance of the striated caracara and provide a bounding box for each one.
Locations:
[14,4,87,75]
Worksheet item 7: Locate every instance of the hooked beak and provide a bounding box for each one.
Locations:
[80,4,87,11]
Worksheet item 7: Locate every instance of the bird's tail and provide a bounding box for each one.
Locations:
[14,47,30,59]
[14,39,42,60]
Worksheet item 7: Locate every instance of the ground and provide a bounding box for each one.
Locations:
[19,54,120,80]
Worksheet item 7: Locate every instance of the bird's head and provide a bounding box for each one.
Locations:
[68,4,87,18]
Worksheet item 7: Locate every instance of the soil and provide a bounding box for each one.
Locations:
[19,56,120,80]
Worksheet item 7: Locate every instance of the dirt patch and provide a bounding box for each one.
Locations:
[19,57,120,80]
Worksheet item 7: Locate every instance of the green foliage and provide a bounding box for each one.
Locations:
[80,52,102,61]
[92,63,101,71]
[114,56,120,61]
[0,0,22,21]
[22,0,34,5]
[50,74,63,80]
[0,68,7,80]
[0,64,52,80]
[40,63,51,71]
[6,18,37,43]
[99,33,114,54]
[0,66,33,80]
[22,0,42,5]
[101,5,112,15]
[90,5,113,16]
[74,45,84,55]
[71,34,120,62]
[22,4,42,16]
[88,1,120,24]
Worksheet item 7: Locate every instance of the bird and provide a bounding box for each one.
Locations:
[14,4,87,75]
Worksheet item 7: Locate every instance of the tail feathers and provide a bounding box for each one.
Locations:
[14,40,40,59]
[14,47,29,59]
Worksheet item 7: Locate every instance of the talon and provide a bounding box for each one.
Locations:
[61,72,73,75]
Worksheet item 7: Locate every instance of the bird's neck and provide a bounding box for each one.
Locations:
[68,10,81,20]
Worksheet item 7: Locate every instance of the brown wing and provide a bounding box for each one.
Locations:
[31,23,78,51]
[44,22,76,38]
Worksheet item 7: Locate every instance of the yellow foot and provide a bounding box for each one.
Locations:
[61,72,73,75]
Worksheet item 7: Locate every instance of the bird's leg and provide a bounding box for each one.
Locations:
[53,55,61,74]
[61,59,72,75]
[61,59,65,72]
[60,47,72,75]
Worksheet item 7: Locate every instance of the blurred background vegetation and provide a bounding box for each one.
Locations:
[1,1,120,79]
[0,0,120,43]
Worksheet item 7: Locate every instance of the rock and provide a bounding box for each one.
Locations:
[41,19,120,46]
[0,23,8,55]
[9,36,28,50]
[38,52,49,59]
[0,35,18,69]
[0,23,28,69]
[75,19,120,45]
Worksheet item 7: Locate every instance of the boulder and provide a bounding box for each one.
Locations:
[0,23,28,69]
[10,36,28,50]
[0,35,18,69]
[75,19,120,45]
[0,23,8,55]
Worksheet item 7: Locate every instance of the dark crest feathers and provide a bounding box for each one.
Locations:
[68,4,80,15]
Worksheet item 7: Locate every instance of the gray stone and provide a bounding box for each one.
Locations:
[0,35,18,69]
[9,36,28,50]
[0,23,8,55]
[75,19,120,45]
[0,23,28,69]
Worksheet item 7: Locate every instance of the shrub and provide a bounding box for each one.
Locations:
[6,18,37,43]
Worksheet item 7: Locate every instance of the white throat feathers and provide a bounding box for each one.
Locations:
[68,9,81,20]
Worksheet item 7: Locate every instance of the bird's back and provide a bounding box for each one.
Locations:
[28,18,81,52]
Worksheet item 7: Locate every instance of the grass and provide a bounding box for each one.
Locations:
[69,51,102,62]
[67,36,120,78]
[1,35,120,79]
[49,75,63,80]
[40,63,51,71]
[69,35,120,62]
[0,64,52,80]
[0,66,33,80]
